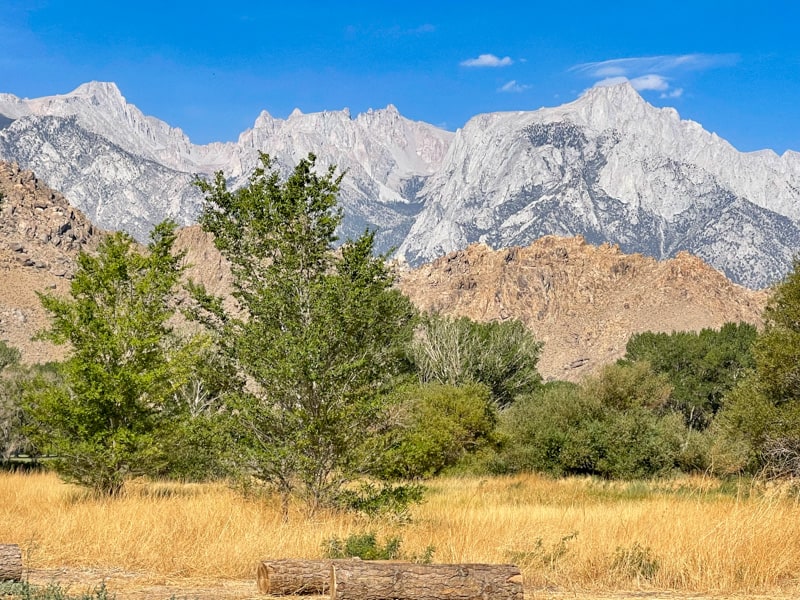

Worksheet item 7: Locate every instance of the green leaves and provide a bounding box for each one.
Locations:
[26,221,203,495]
[624,323,756,428]
[193,153,417,514]
[410,314,543,407]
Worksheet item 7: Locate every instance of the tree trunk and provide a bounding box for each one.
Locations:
[330,562,523,600]
[0,544,22,582]
[257,559,334,595]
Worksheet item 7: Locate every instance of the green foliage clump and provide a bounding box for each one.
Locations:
[322,531,436,563]
[24,222,207,495]
[323,531,403,560]
[717,259,800,475]
[410,314,542,406]
[0,581,113,600]
[492,364,687,479]
[192,153,418,514]
[0,339,21,371]
[0,340,26,463]
[374,382,497,479]
[1,359,59,466]
[624,322,756,428]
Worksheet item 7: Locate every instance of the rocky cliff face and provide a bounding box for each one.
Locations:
[2,82,799,287]
[399,84,800,288]
[0,162,102,362]
[398,236,767,381]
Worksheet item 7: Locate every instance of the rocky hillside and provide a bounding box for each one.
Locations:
[0,161,769,380]
[0,162,102,362]
[398,236,767,381]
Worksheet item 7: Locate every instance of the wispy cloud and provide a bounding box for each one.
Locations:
[570,53,738,98]
[461,53,513,68]
[498,80,530,93]
[572,53,738,78]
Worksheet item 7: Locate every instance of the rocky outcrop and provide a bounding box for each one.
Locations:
[0,162,98,274]
[0,162,103,362]
[398,236,767,381]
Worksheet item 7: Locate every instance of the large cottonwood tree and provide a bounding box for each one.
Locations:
[193,153,417,514]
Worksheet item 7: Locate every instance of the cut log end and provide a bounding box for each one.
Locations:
[0,544,23,582]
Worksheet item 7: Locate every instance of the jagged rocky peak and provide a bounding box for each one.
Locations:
[2,80,800,289]
[65,81,125,104]
[0,161,101,278]
[399,82,800,288]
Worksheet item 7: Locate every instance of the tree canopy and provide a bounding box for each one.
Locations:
[25,222,201,495]
[624,323,756,428]
[192,153,417,514]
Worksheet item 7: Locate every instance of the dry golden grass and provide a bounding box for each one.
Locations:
[2,471,800,597]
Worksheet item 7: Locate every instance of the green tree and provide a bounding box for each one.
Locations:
[718,260,800,474]
[410,314,542,406]
[624,323,756,428]
[0,341,28,463]
[24,222,202,494]
[192,153,417,514]
[493,364,686,479]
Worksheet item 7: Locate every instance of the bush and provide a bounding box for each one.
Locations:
[0,582,113,600]
[492,365,689,479]
[375,382,497,479]
[323,532,403,560]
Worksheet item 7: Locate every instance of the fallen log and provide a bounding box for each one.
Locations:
[330,562,523,600]
[0,544,22,582]
[257,559,334,595]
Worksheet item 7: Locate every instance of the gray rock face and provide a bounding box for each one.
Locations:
[0,84,452,255]
[1,81,800,288]
[399,84,800,288]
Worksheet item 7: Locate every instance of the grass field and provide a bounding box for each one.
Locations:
[2,471,800,597]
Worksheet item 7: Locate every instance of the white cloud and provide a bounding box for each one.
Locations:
[461,53,513,67]
[629,74,669,91]
[571,53,738,78]
[571,53,736,99]
[499,80,531,93]
[661,88,684,99]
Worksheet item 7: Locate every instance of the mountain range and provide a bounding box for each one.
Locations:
[0,162,766,379]
[1,81,799,288]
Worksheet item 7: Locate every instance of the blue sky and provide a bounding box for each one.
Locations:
[1,1,798,153]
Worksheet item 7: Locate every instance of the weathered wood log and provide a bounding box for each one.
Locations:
[330,562,523,600]
[257,559,334,595]
[0,544,22,582]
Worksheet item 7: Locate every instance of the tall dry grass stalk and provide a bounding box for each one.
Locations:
[2,471,800,595]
